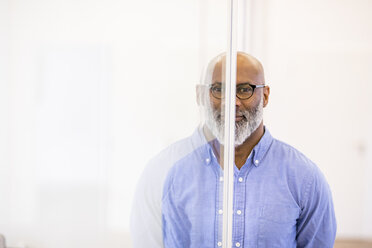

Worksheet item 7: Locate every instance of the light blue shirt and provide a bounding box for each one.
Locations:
[162,128,336,248]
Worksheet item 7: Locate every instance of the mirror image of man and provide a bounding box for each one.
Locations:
[130,52,337,248]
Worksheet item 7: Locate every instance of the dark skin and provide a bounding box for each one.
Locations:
[202,53,270,169]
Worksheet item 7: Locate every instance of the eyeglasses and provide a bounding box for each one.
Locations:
[209,83,265,100]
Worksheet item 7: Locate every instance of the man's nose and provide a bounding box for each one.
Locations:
[235,96,242,110]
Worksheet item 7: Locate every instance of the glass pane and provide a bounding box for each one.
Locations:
[1,0,228,247]
[131,0,230,247]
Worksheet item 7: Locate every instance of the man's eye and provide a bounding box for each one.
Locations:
[213,87,223,92]
[239,87,252,93]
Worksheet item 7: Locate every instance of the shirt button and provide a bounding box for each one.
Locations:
[219,176,224,182]
[238,177,243,182]
[254,159,259,165]
[217,241,222,246]
[236,210,242,215]
[206,158,210,163]
[235,242,241,247]
[218,209,223,214]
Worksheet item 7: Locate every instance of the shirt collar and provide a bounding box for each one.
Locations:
[198,126,274,167]
[189,126,216,166]
[251,127,273,167]
[192,125,209,149]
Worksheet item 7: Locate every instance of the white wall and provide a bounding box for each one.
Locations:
[0,0,11,241]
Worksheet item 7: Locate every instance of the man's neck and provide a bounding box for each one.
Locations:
[203,122,265,170]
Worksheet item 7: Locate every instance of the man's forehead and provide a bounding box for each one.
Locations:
[211,59,225,81]
[211,54,263,83]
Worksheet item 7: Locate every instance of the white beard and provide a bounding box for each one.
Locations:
[205,97,263,146]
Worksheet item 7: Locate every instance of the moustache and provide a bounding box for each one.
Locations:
[216,111,248,121]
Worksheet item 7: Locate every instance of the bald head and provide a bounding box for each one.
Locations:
[203,52,265,86]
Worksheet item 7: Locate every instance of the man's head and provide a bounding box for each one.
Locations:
[198,52,270,146]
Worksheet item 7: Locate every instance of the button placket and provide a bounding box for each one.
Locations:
[231,156,257,248]
[233,172,246,248]
[215,171,224,248]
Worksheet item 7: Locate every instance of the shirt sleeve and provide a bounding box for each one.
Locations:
[296,166,337,247]
[130,129,204,247]
[161,172,191,248]
[130,160,165,248]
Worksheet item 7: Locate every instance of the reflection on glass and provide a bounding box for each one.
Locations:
[131,52,337,248]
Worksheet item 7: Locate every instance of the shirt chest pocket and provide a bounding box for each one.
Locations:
[258,205,300,248]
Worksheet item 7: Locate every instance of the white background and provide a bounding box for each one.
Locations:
[0,0,371,247]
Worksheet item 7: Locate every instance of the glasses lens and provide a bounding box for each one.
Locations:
[237,84,253,99]
[211,84,224,99]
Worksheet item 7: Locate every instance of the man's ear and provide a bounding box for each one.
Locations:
[196,84,206,106]
[263,85,270,108]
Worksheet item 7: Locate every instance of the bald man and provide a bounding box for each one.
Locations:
[130,52,336,248]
